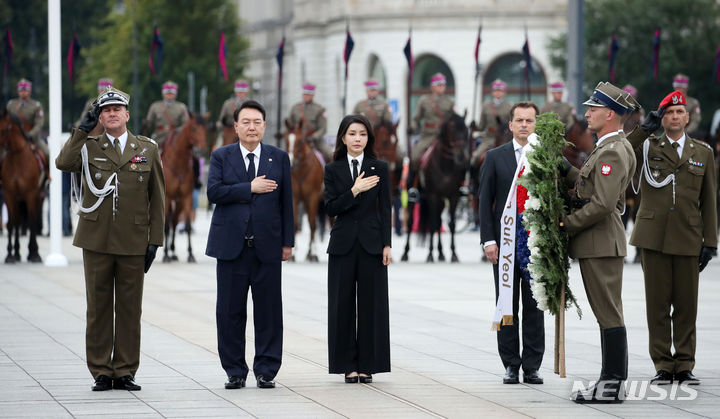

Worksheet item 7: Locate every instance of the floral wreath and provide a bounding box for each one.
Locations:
[518,113,581,317]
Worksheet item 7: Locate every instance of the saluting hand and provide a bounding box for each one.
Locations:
[251,175,278,194]
[351,171,380,197]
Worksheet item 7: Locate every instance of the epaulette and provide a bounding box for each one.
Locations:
[691,138,713,150]
[137,135,158,146]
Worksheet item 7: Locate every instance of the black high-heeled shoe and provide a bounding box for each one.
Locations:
[345,374,359,383]
[359,375,372,384]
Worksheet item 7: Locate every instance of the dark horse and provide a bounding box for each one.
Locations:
[285,119,324,262]
[0,108,44,263]
[162,113,207,263]
[373,120,401,196]
[562,116,593,169]
[402,112,469,262]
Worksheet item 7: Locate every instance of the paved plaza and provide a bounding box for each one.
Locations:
[1,210,720,418]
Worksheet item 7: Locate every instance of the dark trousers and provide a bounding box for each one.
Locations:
[82,249,145,379]
[328,241,390,374]
[641,249,699,372]
[62,172,72,235]
[493,263,545,372]
[216,246,283,379]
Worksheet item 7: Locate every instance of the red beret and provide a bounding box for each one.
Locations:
[659,90,686,110]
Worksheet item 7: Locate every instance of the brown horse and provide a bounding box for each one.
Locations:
[0,108,44,263]
[161,113,207,263]
[402,112,469,263]
[285,119,323,262]
[373,120,401,197]
[563,116,593,169]
[221,126,236,146]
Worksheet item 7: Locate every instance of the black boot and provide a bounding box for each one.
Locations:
[573,326,627,404]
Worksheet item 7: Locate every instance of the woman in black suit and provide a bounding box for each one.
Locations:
[325,114,392,384]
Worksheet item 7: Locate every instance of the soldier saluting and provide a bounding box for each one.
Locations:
[627,90,717,386]
[56,87,165,392]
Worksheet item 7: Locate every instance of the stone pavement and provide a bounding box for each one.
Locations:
[1,211,719,418]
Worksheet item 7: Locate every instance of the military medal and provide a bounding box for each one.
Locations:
[130,163,137,170]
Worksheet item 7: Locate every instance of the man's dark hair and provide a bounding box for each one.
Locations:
[510,101,539,120]
[234,100,266,122]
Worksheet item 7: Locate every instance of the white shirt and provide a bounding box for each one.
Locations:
[512,138,524,164]
[106,131,128,154]
[239,143,261,178]
[483,139,525,249]
[595,130,621,147]
[667,133,686,158]
[346,152,364,179]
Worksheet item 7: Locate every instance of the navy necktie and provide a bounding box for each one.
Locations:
[247,153,256,180]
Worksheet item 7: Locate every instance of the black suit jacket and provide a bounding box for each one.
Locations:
[205,143,294,262]
[324,156,392,255]
[478,142,518,245]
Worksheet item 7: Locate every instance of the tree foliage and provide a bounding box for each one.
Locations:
[547,0,720,129]
[79,0,248,131]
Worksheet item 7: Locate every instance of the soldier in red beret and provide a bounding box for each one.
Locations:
[627,90,717,386]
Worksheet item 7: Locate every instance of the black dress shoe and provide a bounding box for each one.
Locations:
[523,370,544,384]
[225,376,246,389]
[572,380,624,404]
[91,375,113,391]
[650,370,673,385]
[503,366,519,384]
[256,375,275,388]
[675,370,701,385]
[113,375,141,391]
[344,375,359,383]
[359,375,372,384]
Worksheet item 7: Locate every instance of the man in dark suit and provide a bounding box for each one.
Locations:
[206,100,294,390]
[478,101,544,385]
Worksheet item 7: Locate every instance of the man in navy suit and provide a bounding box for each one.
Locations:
[478,101,545,385]
[206,100,294,389]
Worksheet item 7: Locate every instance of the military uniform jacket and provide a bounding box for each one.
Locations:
[289,101,327,139]
[411,94,454,136]
[627,130,717,255]
[145,100,189,144]
[477,99,513,137]
[686,96,702,133]
[6,98,44,141]
[218,97,246,127]
[55,129,165,255]
[353,99,392,126]
[562,132,636,259]
[540,101,574,127]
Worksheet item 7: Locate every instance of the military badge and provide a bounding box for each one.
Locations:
[95,171,102,180]
[131,156,147,163]
[137,174,144,182]
[130,163,137,170]
[601,164,612,175]
[652,169,660,179]
[130,143,137,149]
